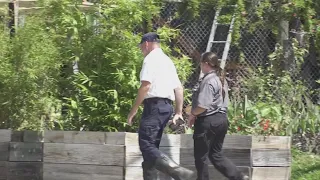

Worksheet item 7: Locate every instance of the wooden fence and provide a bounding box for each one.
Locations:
[0,129,291,180]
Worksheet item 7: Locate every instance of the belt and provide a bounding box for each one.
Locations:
[143,97,172,105]
[197,108,227,118]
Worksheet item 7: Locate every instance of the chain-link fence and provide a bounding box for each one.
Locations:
[158,1,320,107]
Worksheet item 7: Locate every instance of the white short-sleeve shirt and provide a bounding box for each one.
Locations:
[140,48,181,101]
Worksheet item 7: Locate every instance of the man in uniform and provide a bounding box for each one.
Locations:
[127,32,194,180]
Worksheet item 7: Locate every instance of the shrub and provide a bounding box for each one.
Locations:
[0,0,194,132]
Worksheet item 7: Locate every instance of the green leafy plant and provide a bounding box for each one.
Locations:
[228,38,320,136]
[40,0,194,132]
[0,0,194,132]
[0,16,62,131]
[291,148,320,180]
[177,0,320,63]
[228,96,320,136]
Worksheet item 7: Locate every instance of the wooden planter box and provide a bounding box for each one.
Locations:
[0,129,291,180]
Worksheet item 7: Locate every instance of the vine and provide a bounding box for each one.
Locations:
[177,0,320,50]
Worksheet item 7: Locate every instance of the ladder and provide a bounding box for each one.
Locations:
[199,5,237,79]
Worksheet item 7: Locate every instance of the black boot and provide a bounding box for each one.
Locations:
[154,153,194,180]
[142,161,158,180]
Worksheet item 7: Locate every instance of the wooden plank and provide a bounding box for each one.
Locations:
[252,136,291,149]
[0,129,11,142]
[125,146,180,166]
[105,132,125,145]
[223,135,252,149]
[43,130,64,143]
[125,133,181,147]
[9,142,43,162]
[251,149,291,167]
[44,130,105,144]
[63,131,105,144]
[124,133,139,146]
[44,143,124,166]
[180,134,252,149]
[11,131,24,142]
[175,134,192,148]
[0,143,9,161]
[0,161,7,180]
[18,7,42,15]
[252,167,291,180]
[160,134,181,147]
[14,0,37,8]
[23,131,44,142]
[7,162,42,180]
[180,148,251,166]
[125,166,250,180]
[43,163,123,180]
[125,166,159,180]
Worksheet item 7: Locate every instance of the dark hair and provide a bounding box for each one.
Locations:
[201,52,226,100]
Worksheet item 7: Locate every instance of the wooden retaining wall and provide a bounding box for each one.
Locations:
[0,129,291,180]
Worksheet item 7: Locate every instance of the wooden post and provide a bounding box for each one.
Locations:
[8,2,15,36]
[8,0,19,37]
[279,19,295,72]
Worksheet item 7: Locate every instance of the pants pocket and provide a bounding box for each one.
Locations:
[139,124,160,145]
[157,105,172,125]
[193,133,209,161]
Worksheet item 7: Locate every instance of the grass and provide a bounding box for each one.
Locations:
[291,148,320,180]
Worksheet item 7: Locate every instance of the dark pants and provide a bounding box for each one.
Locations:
[138,98,173,162]
[193,112,243,180]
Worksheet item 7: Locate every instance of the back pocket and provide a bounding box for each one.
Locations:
[158,105,170,114]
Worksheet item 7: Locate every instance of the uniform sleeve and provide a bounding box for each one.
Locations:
[197,83,215,109]
[172,67,181,89]
[140,61,153,83]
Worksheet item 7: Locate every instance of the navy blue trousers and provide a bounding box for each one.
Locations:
[138,98,173,162]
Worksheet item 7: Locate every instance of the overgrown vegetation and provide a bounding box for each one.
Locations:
[175,0,320,138]
[292,148,320,180]
[228,39,320,136]
[0,0,319,140]
[178,0,320,47]
[0,17,62,130]
[0,0,193,131]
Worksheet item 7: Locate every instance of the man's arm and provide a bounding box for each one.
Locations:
[131,81,151,112]
[174,84,184,115]
[127,61,152,126]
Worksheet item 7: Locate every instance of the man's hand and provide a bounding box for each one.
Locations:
[127,80,150,126]
[171,113,183,125]
[188,114,196,128]
[127,108,137,126]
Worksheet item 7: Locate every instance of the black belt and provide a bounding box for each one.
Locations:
[143,97,172,105]
[197,108,227,118]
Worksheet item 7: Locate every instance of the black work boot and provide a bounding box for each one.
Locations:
[154,153,194,180]
[142,161,157,180]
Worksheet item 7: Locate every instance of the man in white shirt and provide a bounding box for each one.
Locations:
[127,32,194,180]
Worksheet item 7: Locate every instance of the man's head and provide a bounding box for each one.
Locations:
[139,32,160,57]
